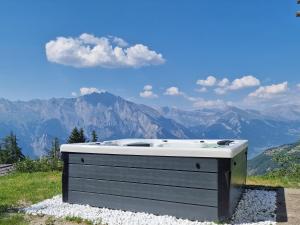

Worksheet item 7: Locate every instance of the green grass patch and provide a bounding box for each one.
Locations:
[0,172,61,224]
[0,171,108,224]
[0,213,28,225]
[65,216,96,225]
[247,174,300,188]
[0,172,61,208]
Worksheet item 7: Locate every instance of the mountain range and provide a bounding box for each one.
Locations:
[0,92,300,158]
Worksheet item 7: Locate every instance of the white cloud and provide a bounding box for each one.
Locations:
[214,87,227,95]
[71,92,77,97]
[164,87,183,96]
[196,75,260,95]
[45,33,165,68]
[248,82,288,98]
[163,85,227,109]
[297,83,300,89]
[205,75,260,95]
[193,99,226,109]
[185,96,197,101]
[79,87,105,95]
[195,87,207,93]
[143,85,153,91]
[218,78,229,87]
[196,76,217,86]
[228,75,260,90]
[241,83,296,110]
[140,85,158,98]
[110,36,128,47]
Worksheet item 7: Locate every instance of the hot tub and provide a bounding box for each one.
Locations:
[60,139,247,221]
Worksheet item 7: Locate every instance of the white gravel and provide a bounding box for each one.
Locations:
[23,189,277,225]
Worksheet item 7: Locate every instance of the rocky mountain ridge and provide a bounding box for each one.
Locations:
[0,92,300,158]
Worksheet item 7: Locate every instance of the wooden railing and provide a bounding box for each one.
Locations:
[0,164,14,176]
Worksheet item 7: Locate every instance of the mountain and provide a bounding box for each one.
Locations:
[0,92,193,157]
[160,106,300,157]
[261,104,300,121]
[0,92,300,158]
[248,141,300,175]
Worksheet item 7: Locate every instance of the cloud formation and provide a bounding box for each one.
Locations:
[229,75,260,90]
[195,87,207,93]
[217,75,260,94]
[80,87,105,95]
[45,33,165,68]
[164,87,183,96]
[196,75,260,95]
[218,78,229,87]
[248,82,288,98]
[196,76,217,86]
[140,85,158,98]
[193,99,226,109]
[163,85,227,109]
[214,87,227,95]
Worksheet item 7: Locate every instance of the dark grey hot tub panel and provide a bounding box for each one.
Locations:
[62,148,247,221]
[218,148,247,220]
[67,153,218,172]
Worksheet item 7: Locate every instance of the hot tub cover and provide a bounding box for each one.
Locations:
[60,139,248,158]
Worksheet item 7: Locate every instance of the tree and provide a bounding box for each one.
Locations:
[1,132,24,164]
[91,130,98,142]
[67,127,81,143]
[67,127,86,143]
[272,151,300,177]
[0,144,8,164]
[79,128,86,143]
[49,137,60,159]
[0,150,9,164]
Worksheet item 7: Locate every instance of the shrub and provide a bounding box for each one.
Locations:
[15,158,63,173]
[270,151,300,178]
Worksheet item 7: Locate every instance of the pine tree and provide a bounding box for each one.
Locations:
[79,128,86,143]
[49,137,60,159]
[67,127,81,143]
[1,132,24,163]
[91,130,98,142]
[0,144,6,164]
[67,127,86,143]
[0,149,9,164]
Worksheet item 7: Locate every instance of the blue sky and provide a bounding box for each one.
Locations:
[0,0,299,109]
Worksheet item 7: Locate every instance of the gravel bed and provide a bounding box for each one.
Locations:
[23,189,276,225]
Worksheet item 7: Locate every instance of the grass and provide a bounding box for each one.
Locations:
[0,213,27,225]
[0,172,61,225]
[0,171,61,207]
[65,216,94,225]
[65,216,84,223]
[0,171,105,225]
[247,174,300,188]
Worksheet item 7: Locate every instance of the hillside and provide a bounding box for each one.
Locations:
[248,141,300,175]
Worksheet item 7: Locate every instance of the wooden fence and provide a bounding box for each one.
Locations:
[0,164,14,176]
